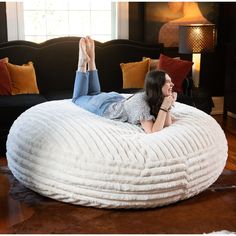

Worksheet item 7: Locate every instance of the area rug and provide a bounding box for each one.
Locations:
[1,165,236,234]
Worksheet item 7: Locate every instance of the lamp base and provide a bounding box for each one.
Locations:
[192,53,201,88]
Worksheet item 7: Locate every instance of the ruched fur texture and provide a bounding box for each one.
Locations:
[6,99,227,208]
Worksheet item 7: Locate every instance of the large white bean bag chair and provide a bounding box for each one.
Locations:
[6,99,228,209]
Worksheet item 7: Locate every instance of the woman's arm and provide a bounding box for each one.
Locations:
[141,109,168,134]
[140,95,174,134]
[164,92,176,127]
[164,111,172,127]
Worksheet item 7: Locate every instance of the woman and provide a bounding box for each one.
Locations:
[72,37,176,134]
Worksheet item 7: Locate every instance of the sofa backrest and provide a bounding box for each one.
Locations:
[0,37,164,94]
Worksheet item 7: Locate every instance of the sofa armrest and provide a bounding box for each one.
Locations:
[191,87,214,114]
[182,76,194,97]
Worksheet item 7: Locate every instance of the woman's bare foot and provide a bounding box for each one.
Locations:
[78,38,90,72]
[86,36,95,60]
[85,36,96,70]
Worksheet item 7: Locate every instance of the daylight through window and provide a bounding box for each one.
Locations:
[23,0,116,43]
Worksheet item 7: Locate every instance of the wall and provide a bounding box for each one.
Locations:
[218,3,236,44]
[129,2,144,42]
[129,2,236,97]
[0,2,7,43]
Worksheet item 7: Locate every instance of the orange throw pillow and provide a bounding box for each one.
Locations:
[6,61,39,95]
[0,59,12,95]
[158,54,193,93]
[120,59,150,89]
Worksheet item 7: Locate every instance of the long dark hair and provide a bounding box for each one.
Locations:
[144,70,167,117]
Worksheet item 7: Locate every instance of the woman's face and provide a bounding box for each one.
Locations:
[162,74,174,96]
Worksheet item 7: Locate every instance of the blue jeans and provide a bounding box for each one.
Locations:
[72,70,124,116]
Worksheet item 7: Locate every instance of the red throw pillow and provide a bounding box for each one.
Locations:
[158,54,193,93]
[0,60,12,95]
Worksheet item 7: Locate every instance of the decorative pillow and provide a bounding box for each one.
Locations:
[120,59,150,89]
[6,61,39,95]
[0,57,9,63]
[158,54,193,93]
[0,59,12,95]
[143,56,180,71]
[142,57,159,71]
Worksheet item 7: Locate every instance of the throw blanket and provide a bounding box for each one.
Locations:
[6,100,228,208]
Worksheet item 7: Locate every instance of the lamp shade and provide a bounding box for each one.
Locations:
[179,24,216,54]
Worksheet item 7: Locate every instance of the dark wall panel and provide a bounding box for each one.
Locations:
[0,2,7,43]
[218,3,236,44]
[129,2,144,42]
[201,2,236,96]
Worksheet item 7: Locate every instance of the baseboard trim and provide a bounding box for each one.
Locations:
[211,96,224,115]
[211,97,236,118]
[227,112,236,119]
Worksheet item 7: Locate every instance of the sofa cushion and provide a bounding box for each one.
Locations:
[0,94,46,107]
[43,91,73,101]
[0,94,47,126]
[115,88,144,94]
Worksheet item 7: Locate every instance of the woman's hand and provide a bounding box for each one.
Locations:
[172,92,177,102]
[161,95,174,110]
[171,92,177,107]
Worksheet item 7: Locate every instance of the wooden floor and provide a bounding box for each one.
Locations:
[213,115,236,170]
[0,115,236,234]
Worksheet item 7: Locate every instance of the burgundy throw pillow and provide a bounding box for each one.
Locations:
[0,60,12,95]
[158,54,193,93]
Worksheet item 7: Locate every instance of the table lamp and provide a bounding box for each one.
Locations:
[179,24,216,87]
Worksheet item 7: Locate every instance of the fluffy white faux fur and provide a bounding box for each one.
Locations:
[6,100,227,208]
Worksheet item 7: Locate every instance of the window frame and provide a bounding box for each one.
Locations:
[6,1,129,42]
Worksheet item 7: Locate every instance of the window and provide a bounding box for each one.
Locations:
[24,0,116,43]
[6,1,129,43]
